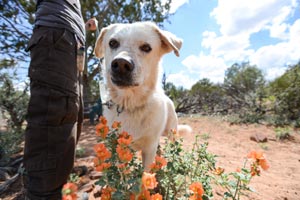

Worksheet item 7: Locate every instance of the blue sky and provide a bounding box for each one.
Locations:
[161,0,300,89]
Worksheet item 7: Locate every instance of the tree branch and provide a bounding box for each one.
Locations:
[0,15,30,39]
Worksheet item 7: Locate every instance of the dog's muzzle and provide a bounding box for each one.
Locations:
[110,57,136,87]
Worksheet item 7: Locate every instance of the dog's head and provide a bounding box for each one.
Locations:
[94,22,182,91]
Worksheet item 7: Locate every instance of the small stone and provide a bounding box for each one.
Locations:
[250,133,268,143]
[79,182,94,193]
[89,171,103,180]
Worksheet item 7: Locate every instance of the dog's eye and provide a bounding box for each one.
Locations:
[109,39,120,49]
[139,43,152,53]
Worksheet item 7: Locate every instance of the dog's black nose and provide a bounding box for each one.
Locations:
[111,58,134,74]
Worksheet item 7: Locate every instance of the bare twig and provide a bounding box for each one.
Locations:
[9,157,23,167]
[0,15,30,39]
[0,173,19,195]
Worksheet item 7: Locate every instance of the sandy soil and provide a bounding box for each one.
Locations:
[179,116,300,200]
[1,116,300,200]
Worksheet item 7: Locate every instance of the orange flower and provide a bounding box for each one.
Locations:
[142,172,158,190]
[150,155,167,172]
[259,159,270,170]
[247,151,270,170]
[150,193,162,200]
[171,129,177,135]
[101,187,113,200]
[137,186,151,200]
[95,123,109,139]
[116,145,133,162]
[93,157,100,166]
[118,132,133,147]
[250,165,261,176]
[213,166,225,175]
[62,182,78,200]
[95,162,111,172]
[189,182,204,194]
[94,143,111,161]
[130,193,136,200]
[112,121,121,129]
[99,116,107,125]
[117,136,132,146]
[119,131,130,138]
[189,182,204,200]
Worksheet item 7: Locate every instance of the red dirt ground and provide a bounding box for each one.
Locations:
[1,116,300,200]
[179,116,300,200]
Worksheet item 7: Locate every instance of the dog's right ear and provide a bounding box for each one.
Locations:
[94,27,108,58]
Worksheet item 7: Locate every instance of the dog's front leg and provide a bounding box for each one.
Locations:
[142,143,158,171]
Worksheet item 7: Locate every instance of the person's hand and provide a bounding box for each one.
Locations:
[86,17,98,31]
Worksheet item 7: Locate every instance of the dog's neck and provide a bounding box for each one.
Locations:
[107,85,156,113]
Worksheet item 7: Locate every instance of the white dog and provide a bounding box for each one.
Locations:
[94,21,188,169]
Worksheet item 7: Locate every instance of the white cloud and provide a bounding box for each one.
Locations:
[265,67,288,81]
[250,43,291,70]
[201,31,217,49]
[269,23,289,39]
[201,31,251,61]
[210,0,298,37]
[249,19,300,79]
[289,19,300,52]
[182,53,227,83]
[166,71,196,89]
[167,53,227,89]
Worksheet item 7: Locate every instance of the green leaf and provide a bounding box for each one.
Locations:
[112,191,125,199]
[95,178,106,187]
[131,183,141,194]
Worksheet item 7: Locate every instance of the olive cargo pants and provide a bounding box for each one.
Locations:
[23,26,83,200]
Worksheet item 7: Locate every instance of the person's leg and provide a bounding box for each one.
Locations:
[24,83,79,199]
[23,27,81,199]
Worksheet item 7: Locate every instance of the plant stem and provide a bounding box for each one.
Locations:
[233,177,241,199]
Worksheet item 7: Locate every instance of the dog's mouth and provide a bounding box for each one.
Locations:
[111,76,139,88]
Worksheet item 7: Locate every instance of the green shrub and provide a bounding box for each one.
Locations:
[274,127,293,141]
[0,129,23,165]
[155,137,216,199]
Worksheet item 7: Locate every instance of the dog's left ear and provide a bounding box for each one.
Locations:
[155,28,183,57]
[94,27,108,58]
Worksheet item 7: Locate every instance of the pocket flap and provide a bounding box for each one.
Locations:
[25,29,46,52]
